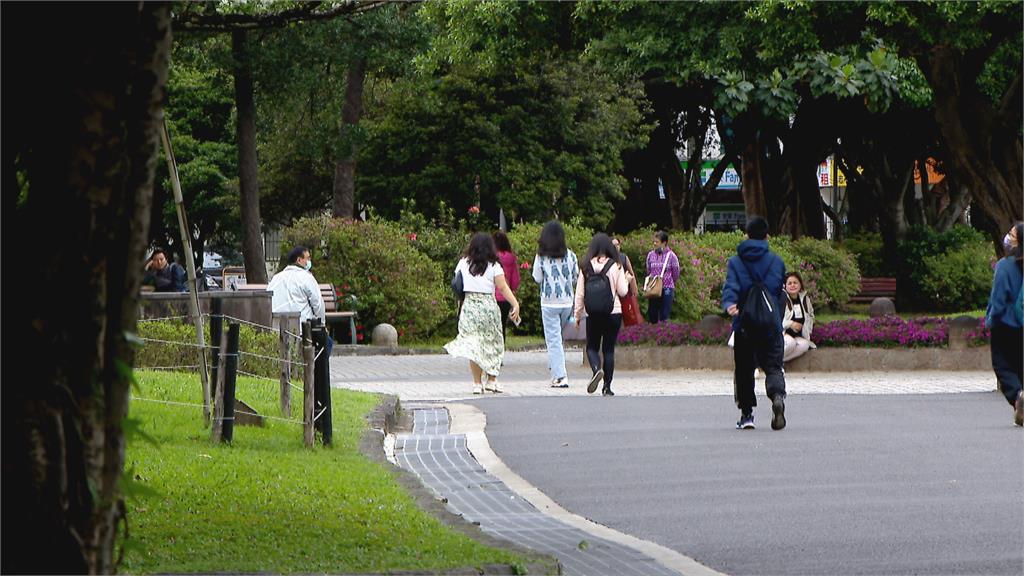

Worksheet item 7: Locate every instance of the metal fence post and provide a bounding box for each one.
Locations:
[311,320,332,446]
[302,321,314,447]
[221,322,240,443]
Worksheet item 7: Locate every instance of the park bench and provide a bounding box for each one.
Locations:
[849,277,897,304]
[235,283,358,344]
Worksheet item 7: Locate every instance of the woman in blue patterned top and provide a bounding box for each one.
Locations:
[531,221,579,388]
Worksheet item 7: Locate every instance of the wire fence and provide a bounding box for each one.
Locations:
[134,311,329,446]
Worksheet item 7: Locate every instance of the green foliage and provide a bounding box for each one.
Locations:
[787,237,862,309]
[841,232,889,277]
[621,229,860,321]
[897,225,995,311]
[121,371,535,573]
[396,199,470,266]
[283,216,453,339]
[505,221,595,335]
[136,320,286,380]
[357,59,650,229]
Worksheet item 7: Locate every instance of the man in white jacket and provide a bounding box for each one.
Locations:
[267,245,331,354]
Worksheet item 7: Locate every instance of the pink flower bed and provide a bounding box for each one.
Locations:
[618,317,990,348]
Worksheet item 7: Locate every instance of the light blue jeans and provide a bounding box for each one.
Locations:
[541,306,573,380]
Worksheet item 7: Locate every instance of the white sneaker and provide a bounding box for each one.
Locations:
[473,384,483,395]
[486,379,502,393]
[551,377,569,388]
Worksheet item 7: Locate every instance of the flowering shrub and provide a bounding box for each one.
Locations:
[811,316,949,347]
[283,215,453,340]
[618,320,731,346]
[617,317,990,348]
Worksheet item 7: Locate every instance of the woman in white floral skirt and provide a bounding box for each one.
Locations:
[445,232,521,394]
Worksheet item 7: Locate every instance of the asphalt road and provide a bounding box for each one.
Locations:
[469,393,1024,576]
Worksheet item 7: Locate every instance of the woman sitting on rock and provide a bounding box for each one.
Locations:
[782,271,816,362]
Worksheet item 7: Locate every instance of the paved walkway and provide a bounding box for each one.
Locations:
[333,350,999,576]
[330,349,996,400]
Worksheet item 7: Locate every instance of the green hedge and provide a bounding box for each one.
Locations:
[897,225,995,311]
[283,216,454,340]
[620,229,860,322]
[137,320,286,380]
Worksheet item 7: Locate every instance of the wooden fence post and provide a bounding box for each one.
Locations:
[221,322,240,443]
[208,296,223,428]
[211,327,228,443]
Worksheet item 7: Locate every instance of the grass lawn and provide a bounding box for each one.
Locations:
[121,371,536,574]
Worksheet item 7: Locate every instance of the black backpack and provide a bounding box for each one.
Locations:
[583,259,616,316]
[739,259,779,336]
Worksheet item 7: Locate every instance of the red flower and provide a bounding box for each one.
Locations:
[406,232,418,241]
[468,206,480,214]
[520,261,531,269]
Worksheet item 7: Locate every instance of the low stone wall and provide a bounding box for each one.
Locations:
[615,345,991,372]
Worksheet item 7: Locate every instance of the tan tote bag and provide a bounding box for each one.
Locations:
[643,253,670,299]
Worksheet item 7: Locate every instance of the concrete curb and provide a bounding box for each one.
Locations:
[446,402,727,576]
[614,345,991,372]
[359,396,561,575]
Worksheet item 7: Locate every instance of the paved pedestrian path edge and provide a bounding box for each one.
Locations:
[360,396,561,576]
[444,402,729,576]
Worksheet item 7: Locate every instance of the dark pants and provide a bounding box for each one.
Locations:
[990,324,1023,405]
[733,328,786,413]
[586,313,622,388]
[646,287,675,323]
[497,300,512,340]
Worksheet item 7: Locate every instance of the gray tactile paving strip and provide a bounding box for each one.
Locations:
[395,407,680,576]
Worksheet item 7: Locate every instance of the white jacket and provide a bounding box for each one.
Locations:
[266,265,325,324]
[782,290,816,346]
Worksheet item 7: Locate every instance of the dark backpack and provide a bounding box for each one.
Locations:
[739,259,779,336]
[583,259,616,316]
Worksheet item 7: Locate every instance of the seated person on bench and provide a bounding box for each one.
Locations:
[267,245,333,356]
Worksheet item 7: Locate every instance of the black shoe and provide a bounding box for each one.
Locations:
[771,395,786,430]
[736,413,755,430]
[602,386,614,397]
[1015,391,1023,427]
[587,370,604,394]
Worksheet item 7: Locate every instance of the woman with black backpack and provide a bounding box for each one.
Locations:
[574,233,632,396]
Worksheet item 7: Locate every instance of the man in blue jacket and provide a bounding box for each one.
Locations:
[721,216,788,430]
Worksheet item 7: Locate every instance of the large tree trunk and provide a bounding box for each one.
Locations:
[332,56,367,219]
[740,134,767,220]
[921,46,1023,248]
[3,3,171,573]
[232,29,267,283]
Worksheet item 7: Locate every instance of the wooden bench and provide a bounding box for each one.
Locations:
[235,283,358,344]
[849,277,897,304]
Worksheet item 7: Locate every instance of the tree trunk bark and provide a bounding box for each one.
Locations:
[332,56,367,219]
[921,46,1023,247]
[3,4,170,574]
[232,29,267,283]
[740,135,767,220]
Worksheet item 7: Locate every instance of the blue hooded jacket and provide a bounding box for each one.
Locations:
[985,256,1023,329]
[721,239,786,332]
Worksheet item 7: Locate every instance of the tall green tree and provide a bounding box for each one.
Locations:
[4,4,171,572]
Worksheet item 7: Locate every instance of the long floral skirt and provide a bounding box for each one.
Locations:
[444,292,505,377]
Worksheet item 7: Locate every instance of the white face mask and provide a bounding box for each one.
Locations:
[304,260,312,271]
[1004,233,1015,253]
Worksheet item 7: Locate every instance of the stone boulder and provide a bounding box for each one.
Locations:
[947,315,980,351]
[868,297,896,318]
[372,323,399,347]
[699,314,728,334]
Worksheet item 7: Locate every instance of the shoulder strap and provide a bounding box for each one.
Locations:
[738,257,764,284]
[659,253,670,276]
[600,258,615,276]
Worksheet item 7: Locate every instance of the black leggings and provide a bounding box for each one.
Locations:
[497,300,512,341]
[586,313,622,386]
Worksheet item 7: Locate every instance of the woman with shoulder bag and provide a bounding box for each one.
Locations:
[612,237,643,326]
[644,230,680,323]
[445,233,521,395]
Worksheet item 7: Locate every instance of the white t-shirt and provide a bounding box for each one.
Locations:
[456,258,504,293]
